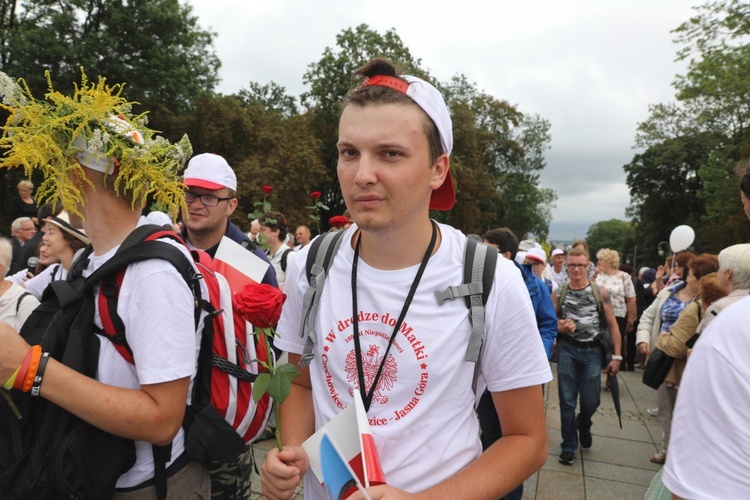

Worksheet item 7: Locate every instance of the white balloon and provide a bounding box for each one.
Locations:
[669,225,695,252]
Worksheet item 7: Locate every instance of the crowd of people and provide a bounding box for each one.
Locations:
[1,58,750,500]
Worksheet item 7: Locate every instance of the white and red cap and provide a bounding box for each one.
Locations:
[360,74,455,210]
[551,248,565,257]
[183,153,237,191]
[515,251,527,265]
[526,247,547,265]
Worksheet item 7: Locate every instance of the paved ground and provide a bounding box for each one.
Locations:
[247,364,663,499]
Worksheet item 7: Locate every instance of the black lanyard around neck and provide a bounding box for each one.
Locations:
[351,221,437,412]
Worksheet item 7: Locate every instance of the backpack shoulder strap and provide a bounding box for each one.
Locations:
[434,237,497,394]
[556,282,569,319]
[280,248,292,273]
[590,281,603,311]
[92,227,200,365]
[464,238,496,394]
[460,238,497,363]
[240,238,258,252]
[15,292,31,315]
[299,231,347,367]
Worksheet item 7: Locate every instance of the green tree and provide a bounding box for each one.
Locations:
[1,0,219,118]
[0,0,220,223]
[181,94,330,233]
[585,219,636,266]
[624,133,718,263]
[625,0,750,255]
[445,75,556,237]
[238,81,299,117]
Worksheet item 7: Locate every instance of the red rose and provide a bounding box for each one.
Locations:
[234,283,286,329]
[261,185,272,195]
[310,191,321,200]
[329,215,350,228]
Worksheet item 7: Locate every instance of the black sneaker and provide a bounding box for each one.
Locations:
[579,429,592,449]
[559,451,575,465]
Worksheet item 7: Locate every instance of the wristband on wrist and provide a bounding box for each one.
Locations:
[21,345,43,393]
[611,355,623,361]
[12,347,35,390]
[30,352,50,397]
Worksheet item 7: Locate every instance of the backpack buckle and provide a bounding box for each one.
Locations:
[299,352,314,367]
[435,286,461,305]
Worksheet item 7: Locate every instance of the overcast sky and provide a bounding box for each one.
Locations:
[186,0,700,241]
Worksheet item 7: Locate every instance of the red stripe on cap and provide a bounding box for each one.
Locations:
[361,75,410,94]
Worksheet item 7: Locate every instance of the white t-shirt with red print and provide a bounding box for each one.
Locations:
[276,223,552,499]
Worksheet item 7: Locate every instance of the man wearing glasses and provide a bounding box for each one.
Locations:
[8,217,37,275]
[181,153,278,497]
[181,153,276,284]
[553,246,621,466]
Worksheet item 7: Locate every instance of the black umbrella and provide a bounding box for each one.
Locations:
[607,373,622,429]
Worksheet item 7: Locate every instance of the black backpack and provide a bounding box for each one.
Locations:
[0,225,203,500]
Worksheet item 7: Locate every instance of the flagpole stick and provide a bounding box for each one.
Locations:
[354,483,373,500]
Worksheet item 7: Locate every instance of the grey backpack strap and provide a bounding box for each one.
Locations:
[299,231,346,367]
[435,237,497,392]
[462,239,491,363]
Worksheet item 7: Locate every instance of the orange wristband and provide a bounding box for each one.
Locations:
[21,346,43,393]
[12,347,34,390]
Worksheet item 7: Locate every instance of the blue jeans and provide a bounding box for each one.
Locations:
[557,339,602,453]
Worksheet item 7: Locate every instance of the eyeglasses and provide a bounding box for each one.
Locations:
[19,226,36,232]
[566,263,587,269]
[185,192,233,207]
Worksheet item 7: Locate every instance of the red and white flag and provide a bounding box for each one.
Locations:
[303,392,386,497]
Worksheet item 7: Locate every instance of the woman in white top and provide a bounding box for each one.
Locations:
[23,212,89,300]
[0,238,40,330]
[594,248,637,370]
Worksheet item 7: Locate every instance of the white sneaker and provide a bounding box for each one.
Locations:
[647,408,658,417]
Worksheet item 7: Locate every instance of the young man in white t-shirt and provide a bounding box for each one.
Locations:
[0,82,208,497]
[261,58,552,500]
[261,210,296,291]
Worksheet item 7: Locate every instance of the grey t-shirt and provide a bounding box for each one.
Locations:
[561,285,601,342]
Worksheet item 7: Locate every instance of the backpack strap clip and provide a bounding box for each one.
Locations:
[434,238,497,395]
[435,282,483,305]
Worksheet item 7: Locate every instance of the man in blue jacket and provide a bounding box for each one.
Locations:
[478,227,557,500]
[484,228,556,357]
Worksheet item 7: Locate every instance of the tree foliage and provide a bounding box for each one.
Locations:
[180,94,330,233]
[445,75,555,237]
[585,219,636,266]
[625,0,750,258]
[1,0,219,118]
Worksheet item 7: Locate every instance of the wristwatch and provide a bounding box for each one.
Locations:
[611,355,623,361]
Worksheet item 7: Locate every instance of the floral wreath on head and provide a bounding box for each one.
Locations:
[0,69,192,219]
